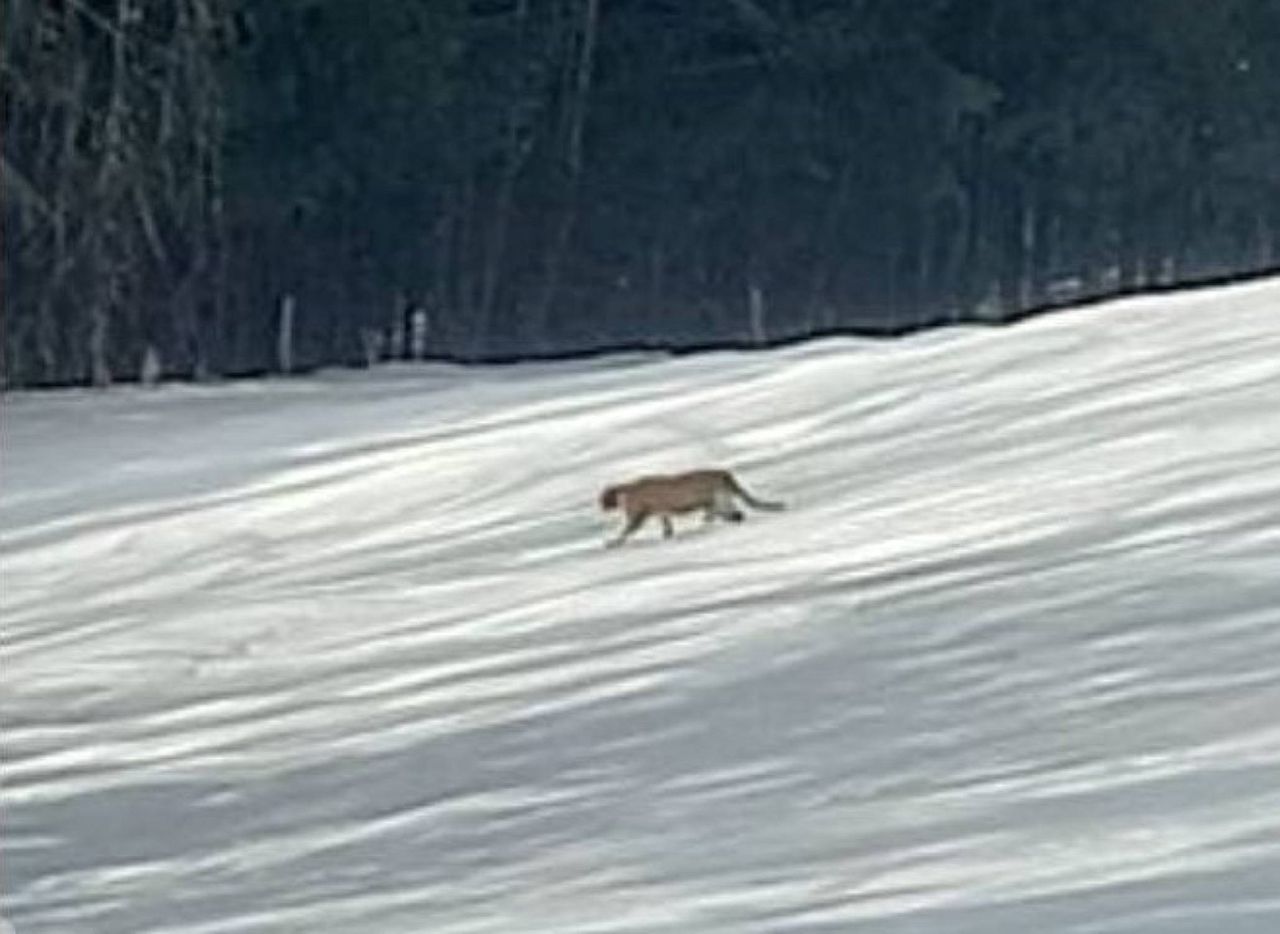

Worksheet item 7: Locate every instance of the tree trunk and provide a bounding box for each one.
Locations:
[140,343,163,386]
[478,0,535,339]
[747,280,767,345]
[529,0,600,349]
[90,307,112,388]
[277,293,296,374]
[1018,186,1037,310]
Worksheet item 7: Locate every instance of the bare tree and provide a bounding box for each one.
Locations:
[528,0,600,349]
[3,0,230,387]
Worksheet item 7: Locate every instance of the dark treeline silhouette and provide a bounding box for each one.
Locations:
[5,0,1279,386]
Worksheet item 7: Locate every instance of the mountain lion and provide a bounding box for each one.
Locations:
[599,468,784,547]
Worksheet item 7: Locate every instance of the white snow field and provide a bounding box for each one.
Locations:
[3,279,1280,934]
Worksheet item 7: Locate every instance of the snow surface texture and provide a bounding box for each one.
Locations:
[3,280,1280,933]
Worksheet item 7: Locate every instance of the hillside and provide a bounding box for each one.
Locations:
[3,279,1280,933]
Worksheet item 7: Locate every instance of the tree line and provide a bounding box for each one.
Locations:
[4,0,1279,387]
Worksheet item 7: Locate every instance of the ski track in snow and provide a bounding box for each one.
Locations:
[3,280,1280,933]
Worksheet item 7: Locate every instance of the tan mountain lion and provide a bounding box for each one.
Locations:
[599,468,784,547]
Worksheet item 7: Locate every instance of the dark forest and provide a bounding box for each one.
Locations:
[4,0,1279,387]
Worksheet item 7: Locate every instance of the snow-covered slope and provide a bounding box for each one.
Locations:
[3,280,1280,933]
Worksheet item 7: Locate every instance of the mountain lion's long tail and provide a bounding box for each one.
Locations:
[728,472,785,511]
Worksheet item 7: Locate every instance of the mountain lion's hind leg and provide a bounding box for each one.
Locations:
[712,488,744,523]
